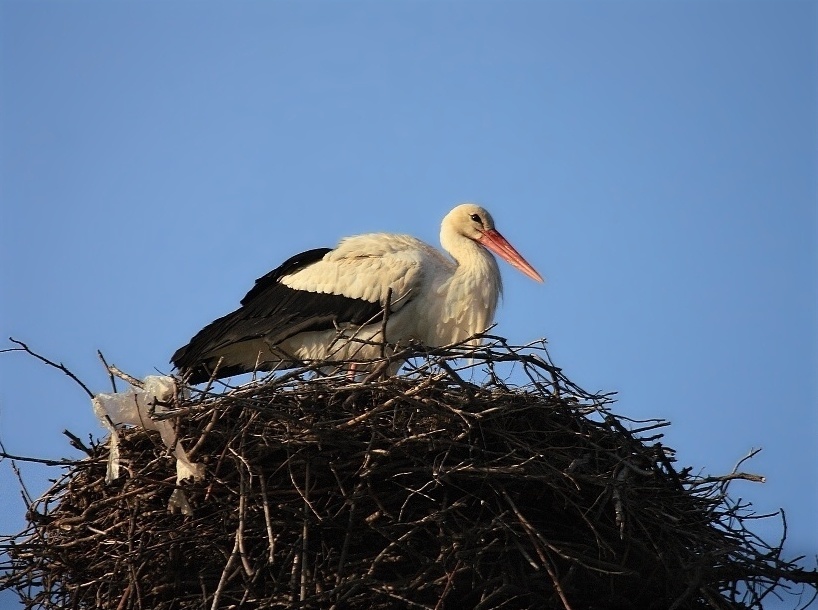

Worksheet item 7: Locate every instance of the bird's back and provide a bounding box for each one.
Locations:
[281,232,454,306]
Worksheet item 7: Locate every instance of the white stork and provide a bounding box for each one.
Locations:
[171,203,543,383]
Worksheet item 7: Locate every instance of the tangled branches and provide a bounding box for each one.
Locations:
[1,338,816,609]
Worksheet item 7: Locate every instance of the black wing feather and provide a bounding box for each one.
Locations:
[240,248,331,305]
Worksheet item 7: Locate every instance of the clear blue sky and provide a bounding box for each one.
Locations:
[1,1,816,607]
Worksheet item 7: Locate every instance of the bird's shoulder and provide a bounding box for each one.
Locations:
[331,233,446,263]
[283,233,452,305]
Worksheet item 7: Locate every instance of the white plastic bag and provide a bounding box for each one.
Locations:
[92,376,204,513]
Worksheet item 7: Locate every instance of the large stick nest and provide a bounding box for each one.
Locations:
[1,338,816,609]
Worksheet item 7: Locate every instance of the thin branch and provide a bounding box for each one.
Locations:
[5,337,94,398]
[97,350,119,393]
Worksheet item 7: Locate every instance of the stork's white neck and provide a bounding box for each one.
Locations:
[441,230,502,290]
[439,226,503,340]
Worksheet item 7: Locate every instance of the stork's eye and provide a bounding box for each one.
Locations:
[470,213,483,225]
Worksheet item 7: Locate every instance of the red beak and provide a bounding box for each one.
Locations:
[479,229,544,283]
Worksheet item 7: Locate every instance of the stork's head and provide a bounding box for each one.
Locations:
[442,203,544,283]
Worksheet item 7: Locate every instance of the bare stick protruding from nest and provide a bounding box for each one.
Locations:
[3,338,94,398]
